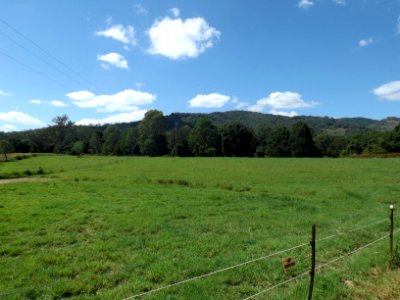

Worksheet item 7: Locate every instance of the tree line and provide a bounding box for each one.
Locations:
[1,110,400,158]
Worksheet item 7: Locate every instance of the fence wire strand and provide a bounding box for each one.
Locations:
[0,217,396,298]
[241,229,399,300]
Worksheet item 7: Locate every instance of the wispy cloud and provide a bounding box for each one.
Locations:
[332,0,346,6]
[96,24,136,47]
[298,0,314,9]
[373,81,400,101]
[235,102,250,109]
[0,90,11,97]
[397,16,400,35]
[188,93,230,108]
[97,52,129,70]
[169,7,180,18]
[147,14,220,60]
[67,89,156,112]
[359,37,374,47]
[133,4,148,15]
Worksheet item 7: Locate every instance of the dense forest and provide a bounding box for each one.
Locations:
[1,110,400,158]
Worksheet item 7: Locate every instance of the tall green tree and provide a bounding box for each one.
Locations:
[255,123,272,157]
[89,132,102,154]
[0,140,13,161]
[265,127,291,157]
[122,127,140,155]
[102,125,121,155]
[219,122,255,157]
[382,124,400,152]
[188,117,219,156]
[168,124,192,157]
[289,122,315,157]
[51,115,74,153]
[138,110,168,156]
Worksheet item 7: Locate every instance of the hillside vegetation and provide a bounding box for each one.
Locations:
[1,111,400,159]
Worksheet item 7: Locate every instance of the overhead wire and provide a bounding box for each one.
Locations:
[0,30,89,90]
[0,17,103,94]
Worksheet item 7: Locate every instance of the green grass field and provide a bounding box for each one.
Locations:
[0,156,399,299]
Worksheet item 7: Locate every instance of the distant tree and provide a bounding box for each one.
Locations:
[102,125,121,155]
[382,124,400,152]
[255,123,272,157]
[0,140,13,161]
[289,122,316,157]
[121,127,140,155]
[188,117,219,156]
[219,122,255,157]
[138,110,168,156]
[89,132,102,154]
[70,141,85,156]
[51,114,74,153]
[168,124,191,157]
[314,134,348,157]
[265,127,291,157]
[342,140,363,156]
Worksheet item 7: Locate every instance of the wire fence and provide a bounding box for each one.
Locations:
[1,211,398,299]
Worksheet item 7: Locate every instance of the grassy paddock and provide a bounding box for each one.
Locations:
[0,156,399,299]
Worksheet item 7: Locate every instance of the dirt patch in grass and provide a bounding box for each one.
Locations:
[0,178,51,185]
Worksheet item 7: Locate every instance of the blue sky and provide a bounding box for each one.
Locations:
[0,0,400,131]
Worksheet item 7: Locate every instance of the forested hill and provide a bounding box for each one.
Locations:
[123,111,400,135]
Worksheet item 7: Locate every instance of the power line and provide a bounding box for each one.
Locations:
[0,30,88,89]
[0,49,70,90]
[0,17,103,94]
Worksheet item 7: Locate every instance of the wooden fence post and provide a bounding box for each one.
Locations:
[308,224,316,300]
[390,205,394,258]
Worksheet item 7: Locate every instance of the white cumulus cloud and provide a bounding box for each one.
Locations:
[373,81,400,101]
[257,91,319,109]
[359,37,374,47]
[188,93,230,108]
[50,100,68,107]
[299,0,314,9]
[96,24,136,46]
[67,89,156,112]
[97,52,129,69]
[76,110,147,126]
[147,15,220,59]
[269,110,299,117]
[247,91,318,116]
[0,111,43,125]
[29,99,42,104]
[0,124,18,132]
